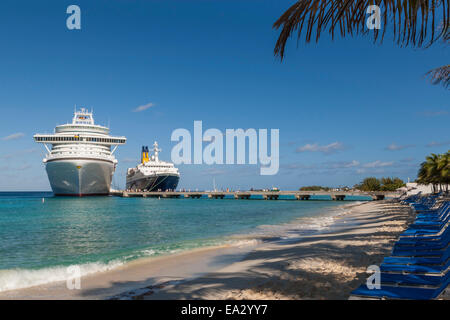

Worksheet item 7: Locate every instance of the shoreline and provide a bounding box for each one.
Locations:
[135,200,414,300]
[0,200,359,298]
[0,242,258,300]
[0,200,412,300]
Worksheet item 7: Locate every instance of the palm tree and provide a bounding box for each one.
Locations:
[428,153,443,192]
[417,161,430,183]
[437,151,450,191]
[273,0,449,88]
[425,65,450,88]
[417,156,437,192]
[417,152,450,193]
[425,26,450,88]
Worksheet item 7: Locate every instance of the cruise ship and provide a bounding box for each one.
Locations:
[126,142,180,191]
[34,108,126,196]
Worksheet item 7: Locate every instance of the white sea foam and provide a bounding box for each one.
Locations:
[139,249,157,257]
[0,260,124,292]
[227,238,262,248]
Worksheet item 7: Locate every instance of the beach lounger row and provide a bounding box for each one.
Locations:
[351,195,450,300]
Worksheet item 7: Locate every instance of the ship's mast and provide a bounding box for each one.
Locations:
[153,141,161,162]
[72,107,94,125]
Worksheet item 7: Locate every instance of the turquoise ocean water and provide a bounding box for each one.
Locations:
[0,192,370,291]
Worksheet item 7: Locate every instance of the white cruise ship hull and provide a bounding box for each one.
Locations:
[45,159,115,196]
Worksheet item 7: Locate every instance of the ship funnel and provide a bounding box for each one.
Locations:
[141,146,146,164]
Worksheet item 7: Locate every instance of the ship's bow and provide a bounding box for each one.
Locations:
[46,159,114,196]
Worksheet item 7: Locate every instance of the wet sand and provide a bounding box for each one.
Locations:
[0,243,256,300]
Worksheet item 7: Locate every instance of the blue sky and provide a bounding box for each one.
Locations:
[0,0,448,191]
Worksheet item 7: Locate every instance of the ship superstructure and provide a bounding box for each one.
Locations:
[34,108,126,196]
[126,142,180,192]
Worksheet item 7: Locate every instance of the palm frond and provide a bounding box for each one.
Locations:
[425,64,450,88]
[443,20,450,42]
[273,0,449,59]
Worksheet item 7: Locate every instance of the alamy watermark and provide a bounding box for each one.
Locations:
[66,5,81,30]
[366,265,381,290]
[65,4,381,31]
[366,5,381,30]
[171,121,279,175]
[66,265,81,290]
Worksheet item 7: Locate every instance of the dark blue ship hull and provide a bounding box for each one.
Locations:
[127,174,179,192]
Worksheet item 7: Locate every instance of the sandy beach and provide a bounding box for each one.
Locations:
[0,200,418,300]
[139,200,414,300]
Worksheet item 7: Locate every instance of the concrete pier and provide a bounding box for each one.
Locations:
[371,194,385,201]
[331,195,346,201]
[208,194,225,199]
[234,193,251,200]
[110,190,398,201]
[263,194,279,200]
[295,195,311,200]
[184,193,202,199]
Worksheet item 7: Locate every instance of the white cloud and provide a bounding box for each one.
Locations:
[1,148,39,160]
[426,140,450,147]
[362,160,394,168]
[120,157,138,164]
[385,143,414,151]
[281,163,317,170]
[133,102,155,112]
[296,142,345,154]
[279,156,401,178]
[200,168,227,176]
[1,133,25,141]
[324,160,360,169]
[422,110,449,117]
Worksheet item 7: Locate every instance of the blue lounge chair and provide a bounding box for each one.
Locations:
[399,204,450,237]
[380,259,450,274]
[384,251,450,265]
[416,202,450,217]
[401,192,422,204]
[380,270,450,286]
[350,197,450,299]
[397,226,450,243]
[351,281,449,300]
[415,203,450,220]
[392,241,449,256]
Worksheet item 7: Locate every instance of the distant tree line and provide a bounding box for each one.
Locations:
[299,186,331,191]
[299,151,449,194]
[354,177,405,192]
[417,151,449,193]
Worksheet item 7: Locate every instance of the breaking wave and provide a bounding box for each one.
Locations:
[0,260,124,292]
